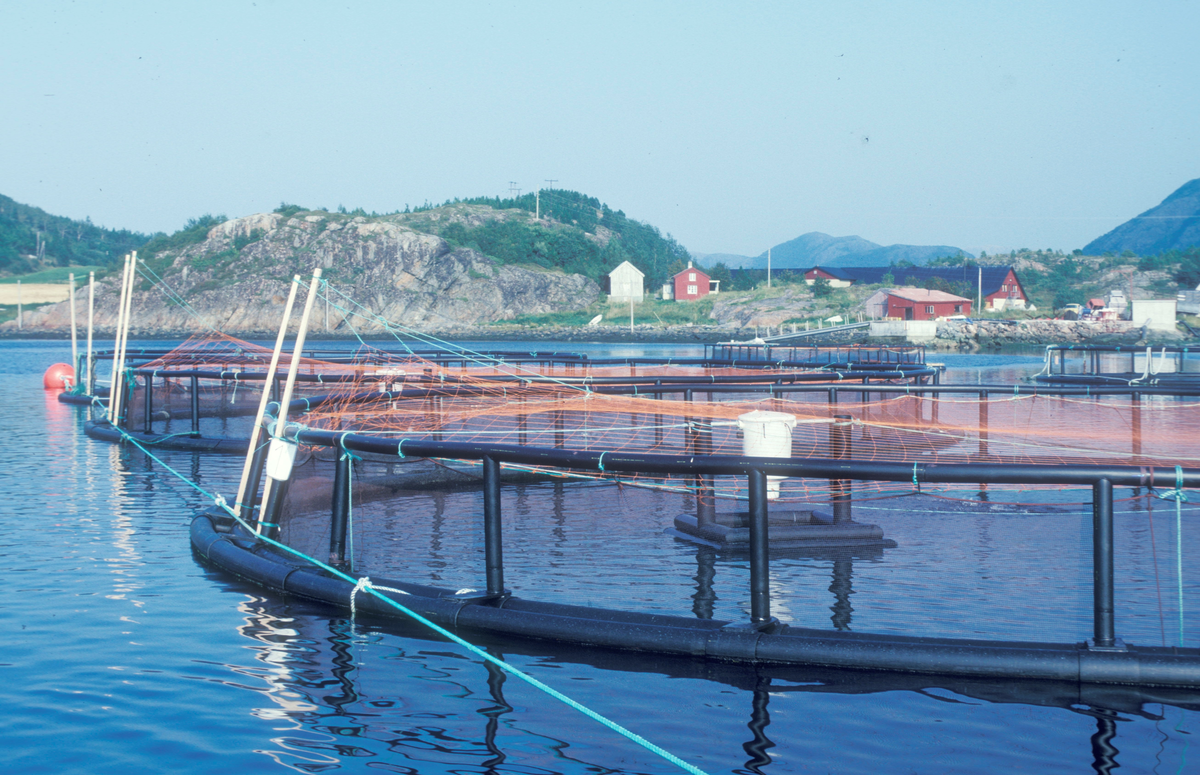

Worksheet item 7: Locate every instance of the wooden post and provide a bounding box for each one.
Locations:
[86,272,95,395]
[108,255,133,424]
[234,275,302,520]
[258,268,323,535]
[69,274,78,381]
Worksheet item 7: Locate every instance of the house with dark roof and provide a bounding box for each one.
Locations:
[804,265,1028,311]
[864,287,973,321]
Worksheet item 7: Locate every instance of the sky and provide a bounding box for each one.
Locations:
[3,1,1199,258]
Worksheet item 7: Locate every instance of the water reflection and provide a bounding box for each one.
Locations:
[691,545,879,630]
[213,592,1200,774]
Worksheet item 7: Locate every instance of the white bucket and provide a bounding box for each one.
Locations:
[738,410,797,499]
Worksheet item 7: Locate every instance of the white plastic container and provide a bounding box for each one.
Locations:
[738,410,797,499]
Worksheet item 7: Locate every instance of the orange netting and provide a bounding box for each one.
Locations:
[125,333,1200,503]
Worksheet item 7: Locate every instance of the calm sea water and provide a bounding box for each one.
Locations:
[2,338,1196,774]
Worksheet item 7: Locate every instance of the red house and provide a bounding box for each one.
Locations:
[864,287,972,320]
[672,261,711,302]
[803,265,1028,310]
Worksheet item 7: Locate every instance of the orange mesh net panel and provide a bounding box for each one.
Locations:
[126,333,1200,504]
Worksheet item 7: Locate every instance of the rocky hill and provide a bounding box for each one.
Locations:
[4,210,599,336]
[1083,178,1200,256]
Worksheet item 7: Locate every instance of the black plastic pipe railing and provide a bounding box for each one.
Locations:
[289,428,1197,650]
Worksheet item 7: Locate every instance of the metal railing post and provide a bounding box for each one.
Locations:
[190,374,201,436]
[483,455,505,595]
[1093,478,1116,647]
[329,451,351,567]
[831,414,852,523]
[143,373,153,432]
[748,468,771,625]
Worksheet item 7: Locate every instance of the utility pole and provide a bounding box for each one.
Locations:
[544,179,557,189]
[16,280,21,331]
[509,181,520,199]
[535,191,539,220]
[977,266,982,315]
[767,248,772,289]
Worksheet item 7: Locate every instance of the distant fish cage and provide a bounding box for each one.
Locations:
[1035,344,1200,388]
[706,342,926,366]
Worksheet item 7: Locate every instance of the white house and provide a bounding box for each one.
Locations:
[607,260,645,303]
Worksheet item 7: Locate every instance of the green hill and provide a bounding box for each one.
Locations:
[0,194,147,277]
[399,190,692,290]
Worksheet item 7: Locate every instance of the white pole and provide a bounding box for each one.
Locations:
[767,248,772,289]
[111,252,138,424]
[108,255,132,423]
[978,266,982,314]
[69,273,78,380]
[234,275,302,520]
[258,268,323,534]
[630,295,634,334]
[86,272,94,394]
[16,280,21,331]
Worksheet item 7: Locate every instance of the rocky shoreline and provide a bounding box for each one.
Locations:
[3,317,1190,349]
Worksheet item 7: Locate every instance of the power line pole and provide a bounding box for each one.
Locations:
[509,181,519,199]
[544,179,557,189]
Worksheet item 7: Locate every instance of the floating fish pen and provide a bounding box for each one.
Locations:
[74,264,1200,690]
[1035,344,1200,388]
[706,342,927,366]
[188,358,1200,690]
[71,333,944,453]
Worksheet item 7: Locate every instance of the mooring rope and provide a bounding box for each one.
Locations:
[107,423,710,775]
[1156,465,1189,647]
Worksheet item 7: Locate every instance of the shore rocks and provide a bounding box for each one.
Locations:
[2,213,600,337]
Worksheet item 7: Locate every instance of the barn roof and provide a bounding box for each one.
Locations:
[814,265,1019,296]
[879,287,972,303]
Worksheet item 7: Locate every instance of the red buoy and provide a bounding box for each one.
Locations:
[43,363,75,391]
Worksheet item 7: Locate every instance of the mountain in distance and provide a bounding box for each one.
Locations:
[691,251,752,267]
[696,232,971,270]
[1083,178,1200,256]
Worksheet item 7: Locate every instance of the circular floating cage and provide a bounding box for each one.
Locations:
[177,339,1200,690]
[69,334,943,452]
[1035,344,1200,388]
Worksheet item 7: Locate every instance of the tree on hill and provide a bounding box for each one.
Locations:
[424,190,691,289]
[0,194,147,276]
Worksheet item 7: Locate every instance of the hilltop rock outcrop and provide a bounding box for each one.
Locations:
[4,212,600,336]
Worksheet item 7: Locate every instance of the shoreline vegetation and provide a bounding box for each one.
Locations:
[0,317,1187,350]
[3,187,1199,349]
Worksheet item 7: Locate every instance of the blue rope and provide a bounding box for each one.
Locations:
[108,425,708,775]
[1156,466,1189,647]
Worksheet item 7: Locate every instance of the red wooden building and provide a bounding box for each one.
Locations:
[802,265,1027,310]
[864,287,972,320]
[672,262,711,302]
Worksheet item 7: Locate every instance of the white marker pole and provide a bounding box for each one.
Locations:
[234,275,302,520]
[86,272,95,394]
[69,273,78,381]
[258,268,323,534]
[108,256,132,423]
[16,280,21,331]
[112,252,138,424]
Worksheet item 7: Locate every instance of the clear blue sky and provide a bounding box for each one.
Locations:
[3,1,1198,257]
